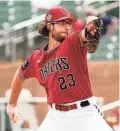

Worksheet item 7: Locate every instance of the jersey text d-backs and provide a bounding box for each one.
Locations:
[19,31,93,104]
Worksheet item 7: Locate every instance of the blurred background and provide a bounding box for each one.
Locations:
[0,0,119,131]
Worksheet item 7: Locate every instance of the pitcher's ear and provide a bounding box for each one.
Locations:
[47,24,54,31]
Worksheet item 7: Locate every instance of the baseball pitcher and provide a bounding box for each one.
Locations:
[7,6,113,131]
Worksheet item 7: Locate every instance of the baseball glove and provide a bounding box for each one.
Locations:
[85,16,103,41]
[84,16,103,53]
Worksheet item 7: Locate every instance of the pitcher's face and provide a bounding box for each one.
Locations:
[49,19,72,42]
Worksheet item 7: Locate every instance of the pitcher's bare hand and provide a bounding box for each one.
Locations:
[7,104,22,123]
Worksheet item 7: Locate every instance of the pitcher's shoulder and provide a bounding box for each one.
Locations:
[31,49,42,58]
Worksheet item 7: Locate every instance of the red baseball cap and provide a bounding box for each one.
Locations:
[38,6,74,37]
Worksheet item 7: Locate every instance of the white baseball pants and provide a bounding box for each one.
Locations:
[36,97,113,131]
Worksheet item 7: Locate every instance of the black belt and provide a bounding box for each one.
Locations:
[51,100,90,111]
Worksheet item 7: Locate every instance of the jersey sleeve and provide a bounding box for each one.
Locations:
[19,52,35,80]
[67,31,87,60]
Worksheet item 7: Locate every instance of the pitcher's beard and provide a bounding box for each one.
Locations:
[52,32,68,43]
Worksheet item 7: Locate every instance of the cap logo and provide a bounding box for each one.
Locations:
[47,14,52,22]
